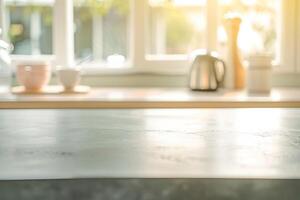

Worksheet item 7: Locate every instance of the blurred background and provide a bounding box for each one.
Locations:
[4,0,278,64]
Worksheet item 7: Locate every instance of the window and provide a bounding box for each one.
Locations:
[4,0,53,55]
[147,0,206,55]
[73,0,130,65]
[0,0,298,74]
[218,0,280,58]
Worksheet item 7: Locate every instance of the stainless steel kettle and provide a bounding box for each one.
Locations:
[189,51,225,91]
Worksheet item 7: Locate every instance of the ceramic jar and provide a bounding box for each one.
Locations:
[247,55,272,93]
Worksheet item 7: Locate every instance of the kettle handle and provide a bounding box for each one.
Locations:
[214,58,226,84]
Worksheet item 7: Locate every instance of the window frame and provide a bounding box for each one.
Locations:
[297,0,300,73]
[277,0,297,73]
[0,0,298,75]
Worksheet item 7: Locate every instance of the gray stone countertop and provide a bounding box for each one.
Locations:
[1,108,300,180]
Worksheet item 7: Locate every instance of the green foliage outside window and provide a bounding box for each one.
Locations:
[74,0,129,19]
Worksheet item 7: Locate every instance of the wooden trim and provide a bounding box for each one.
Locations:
[297,0,300,73]
[131,0,146,67]
[1,101,300,109]
[54,0,74,67]
[206,0,218,51]
[279,0,297,72]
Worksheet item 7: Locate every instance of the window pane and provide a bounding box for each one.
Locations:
[74,0,130,65]
[219,0,280,58]
[5,0,53,55]
[147,0,207,55]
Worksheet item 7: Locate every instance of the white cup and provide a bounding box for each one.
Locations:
[57,68,81,90]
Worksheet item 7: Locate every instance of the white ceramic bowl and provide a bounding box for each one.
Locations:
[57,68,81,90]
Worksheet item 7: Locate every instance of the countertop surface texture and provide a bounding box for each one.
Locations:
[1,108,300,180]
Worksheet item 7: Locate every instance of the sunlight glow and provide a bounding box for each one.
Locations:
[220,0,279,56]
[220,0,257,6]
[241,0,256,6]
[220,0,232,5]
[233,109,282,131]
[149,0,206,6]
[188,13,206,32]
[173,0,206,6]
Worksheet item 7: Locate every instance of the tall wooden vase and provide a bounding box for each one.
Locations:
[224,16,245,89]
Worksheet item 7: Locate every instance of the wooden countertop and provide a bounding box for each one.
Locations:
[1,108,300,180]
[0,87,300,108]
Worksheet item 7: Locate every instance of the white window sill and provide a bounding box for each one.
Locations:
[10,55,299,76]
[81,66,189,76]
